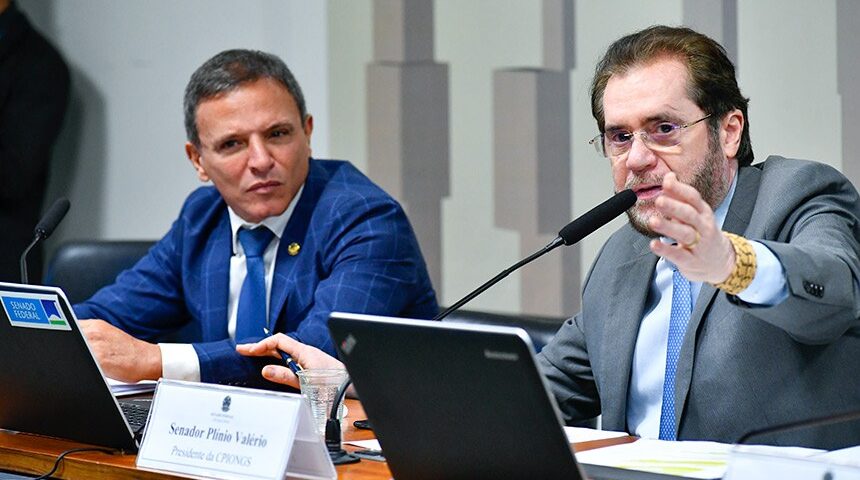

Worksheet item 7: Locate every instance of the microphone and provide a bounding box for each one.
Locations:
[434,189,636,321]
[325,377,360,465]
[20,197,71,284]
[558,189,637,246]
[35,197,71,240]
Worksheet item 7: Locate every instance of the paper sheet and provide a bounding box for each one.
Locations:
[814,444,860,466]
[579,439,831,479]
[725,444,856,479]
[344,439,381,450]
[732,444,823,458]
[345,429,626,452]
[576,439,732,479]
[107,377,157,397]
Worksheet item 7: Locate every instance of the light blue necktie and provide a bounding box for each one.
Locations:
[235,226,275,342]
[658,264,693,440]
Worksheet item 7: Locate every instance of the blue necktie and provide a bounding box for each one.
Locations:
[235,227,275,342]
[658,264,693,440]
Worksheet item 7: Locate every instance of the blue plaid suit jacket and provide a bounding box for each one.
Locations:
[75,159,438,387]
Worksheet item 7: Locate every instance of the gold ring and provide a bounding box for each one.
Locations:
[683,231,701,250]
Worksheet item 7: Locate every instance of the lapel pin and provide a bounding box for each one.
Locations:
[287,242,301,256]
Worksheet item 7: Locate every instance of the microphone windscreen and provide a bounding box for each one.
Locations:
[558,189,636,246]
[34,197,71,239]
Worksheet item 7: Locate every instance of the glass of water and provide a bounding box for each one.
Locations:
[296,368,348,436]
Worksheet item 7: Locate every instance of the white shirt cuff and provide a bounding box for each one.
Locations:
[736,241,789,306]
[158,343,201,382]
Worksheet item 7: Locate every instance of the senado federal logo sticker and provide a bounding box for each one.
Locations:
[1,292,71,331]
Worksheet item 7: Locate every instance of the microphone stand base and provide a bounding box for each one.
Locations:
[329,449,360,465]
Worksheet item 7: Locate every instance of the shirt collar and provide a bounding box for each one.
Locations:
[228,184,304,255]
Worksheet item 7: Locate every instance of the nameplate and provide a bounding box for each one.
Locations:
[136,379,335,480]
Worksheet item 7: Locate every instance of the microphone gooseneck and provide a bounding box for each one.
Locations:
[325,377,360,465]
[20,197,71,284]
[434,189,636,321]
[737,408,860,445]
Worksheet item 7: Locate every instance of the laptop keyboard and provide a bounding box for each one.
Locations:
[118,399,152,434]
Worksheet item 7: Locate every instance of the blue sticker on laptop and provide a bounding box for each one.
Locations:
[1,293,71,331]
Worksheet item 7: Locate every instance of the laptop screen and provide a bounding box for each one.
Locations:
[0,282,138,451]
[328,312,585,479]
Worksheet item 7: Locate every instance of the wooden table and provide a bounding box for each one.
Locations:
[0,399,634,479]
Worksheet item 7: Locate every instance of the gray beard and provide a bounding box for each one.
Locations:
[626,140,730,238]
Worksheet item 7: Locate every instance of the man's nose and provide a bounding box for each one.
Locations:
[624,133,657,173]
[247,136,275,171]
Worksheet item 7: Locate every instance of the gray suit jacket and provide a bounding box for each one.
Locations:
[538,156,860,449]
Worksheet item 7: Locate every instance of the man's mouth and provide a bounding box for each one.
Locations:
[632,184,662,201]
[248,181,281,193]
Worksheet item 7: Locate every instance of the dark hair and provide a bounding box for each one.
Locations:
[590,25,753,166]
[183,49,307,146]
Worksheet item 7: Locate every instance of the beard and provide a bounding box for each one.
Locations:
[625,133,731,238]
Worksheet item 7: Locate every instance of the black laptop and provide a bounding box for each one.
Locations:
[0,282,148,452]
[328,312,586,479]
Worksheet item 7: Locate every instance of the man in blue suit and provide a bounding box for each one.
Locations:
[76,49,437,388]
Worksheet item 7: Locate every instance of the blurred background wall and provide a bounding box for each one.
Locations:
[20,0,857,316]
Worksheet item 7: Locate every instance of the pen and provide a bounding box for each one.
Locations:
[263,328,304,375]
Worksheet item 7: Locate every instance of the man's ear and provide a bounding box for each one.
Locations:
[720,109,743,159]
[185,142,210,182]
[303,114,314,145]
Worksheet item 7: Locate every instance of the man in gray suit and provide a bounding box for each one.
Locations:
[239,24,860,449]
[537,25,860,449]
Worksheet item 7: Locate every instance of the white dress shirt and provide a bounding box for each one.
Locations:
[158,186,304,382]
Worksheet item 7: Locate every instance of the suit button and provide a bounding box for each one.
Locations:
[803,281,824,298]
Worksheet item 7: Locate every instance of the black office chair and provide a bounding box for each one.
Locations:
[43,239,207,343]
[440,308,565,352]
[42,240,156,304]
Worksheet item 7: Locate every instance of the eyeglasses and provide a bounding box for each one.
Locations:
[589,114,711,158]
